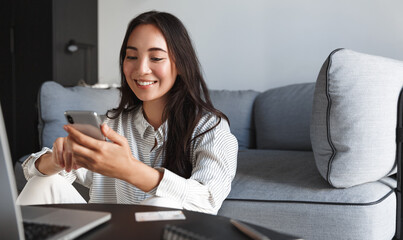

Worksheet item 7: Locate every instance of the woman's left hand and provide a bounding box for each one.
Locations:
[63,124,136,180]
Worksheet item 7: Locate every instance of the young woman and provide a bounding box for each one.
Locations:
[18,11,238,214]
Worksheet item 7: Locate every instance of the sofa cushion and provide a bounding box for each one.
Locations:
[39,81,120,148]
[254,83,315,151]
[219,149,396,240]
[210,90,260,149]
[226,150,395,202]
[310,49,403,188]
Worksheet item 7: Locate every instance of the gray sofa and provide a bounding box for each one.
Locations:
[15,49,403,240]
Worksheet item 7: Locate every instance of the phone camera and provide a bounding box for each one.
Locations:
[66,115,74,124]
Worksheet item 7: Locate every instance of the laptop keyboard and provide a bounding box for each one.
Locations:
[24,221,70,240]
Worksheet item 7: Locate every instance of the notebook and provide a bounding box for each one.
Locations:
[0,104,111,240]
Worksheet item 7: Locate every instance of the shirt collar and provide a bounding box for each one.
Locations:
[133,106,168,140]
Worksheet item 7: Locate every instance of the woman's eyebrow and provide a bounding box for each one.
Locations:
[126,46,166,53]
[148,47,167,53]
[126,46,137,51]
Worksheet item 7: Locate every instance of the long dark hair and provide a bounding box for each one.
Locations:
[108,11,228,178]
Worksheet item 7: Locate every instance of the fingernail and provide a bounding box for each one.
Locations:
[63,125,68,131]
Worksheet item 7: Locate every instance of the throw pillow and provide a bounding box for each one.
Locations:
[310,49,403,188]
[39,81,120,148]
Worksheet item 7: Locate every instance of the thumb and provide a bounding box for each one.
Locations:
[101,124,125,145]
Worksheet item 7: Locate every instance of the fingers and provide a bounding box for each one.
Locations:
[64,135,95,172]
[63,139,73,172]
[53,137,77,172]
[53,138,65,168]
[62,125,106,172]
[101,124,126,145]
[62,124,131,176]
[73,155,90,170]
[72,162,81,170]
[64,125,101,151]
[53,134,90,173]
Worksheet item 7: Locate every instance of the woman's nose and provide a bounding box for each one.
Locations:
[135,58,152,75]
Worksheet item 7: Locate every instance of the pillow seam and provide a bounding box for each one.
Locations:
[325,49,344,185]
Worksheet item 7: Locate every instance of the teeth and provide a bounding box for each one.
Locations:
[137,81,155,86]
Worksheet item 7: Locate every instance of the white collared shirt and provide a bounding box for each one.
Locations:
[22,107,238,214]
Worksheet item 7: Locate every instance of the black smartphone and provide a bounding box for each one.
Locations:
[64,110,105,140]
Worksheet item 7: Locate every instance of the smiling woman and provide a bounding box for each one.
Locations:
[18,11,238,215]
[123,24,177,112]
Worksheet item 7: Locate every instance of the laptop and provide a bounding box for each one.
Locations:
[0,104,111,240]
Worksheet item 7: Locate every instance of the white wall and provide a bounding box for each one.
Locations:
[98,0,403,91]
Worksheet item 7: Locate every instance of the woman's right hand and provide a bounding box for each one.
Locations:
[35,137,78,175]
[50,137,64,169]
[53,137,80,172]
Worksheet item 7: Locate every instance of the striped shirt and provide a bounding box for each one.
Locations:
[22,107,238,214]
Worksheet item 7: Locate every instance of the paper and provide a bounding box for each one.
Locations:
[135,210,186,222]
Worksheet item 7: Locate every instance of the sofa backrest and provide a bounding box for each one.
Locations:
[210,90,260,149]
[39,81,261,150]
[254,82,315,151]
[39,81,314,151]
[39,81,120,148]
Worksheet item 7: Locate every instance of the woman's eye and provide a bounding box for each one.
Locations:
[151,57,163,62]
[126,56,137,60]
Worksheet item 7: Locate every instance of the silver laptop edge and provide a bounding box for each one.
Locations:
[0,104,25,239]
[0,104,111,240]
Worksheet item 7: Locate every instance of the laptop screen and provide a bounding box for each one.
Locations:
[0,104,25,239]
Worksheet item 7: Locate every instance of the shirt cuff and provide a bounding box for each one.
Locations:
[145,168,160,195]
[22,147,52,180]
[153,168,187,204]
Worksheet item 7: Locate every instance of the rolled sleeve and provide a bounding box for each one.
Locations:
[22,147,52,180]
[21,147,82,185]
[155,168,187,203]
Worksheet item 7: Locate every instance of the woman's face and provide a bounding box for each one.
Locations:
[123,24,177,105]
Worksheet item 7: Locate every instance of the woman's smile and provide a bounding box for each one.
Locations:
[135,80,158,88]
